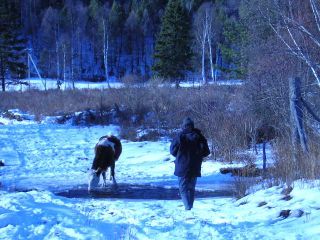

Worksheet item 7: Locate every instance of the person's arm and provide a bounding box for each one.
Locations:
[170,136,180,157]
[194,129,210,158]
[200,135,210,158]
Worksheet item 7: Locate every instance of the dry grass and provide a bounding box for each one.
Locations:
[272,132,320,186]
[0,85,249,160]
[0,89,110,118]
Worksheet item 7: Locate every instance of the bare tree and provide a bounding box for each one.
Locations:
[102,4,111,88]
[194,2,219,84]
[259,0,320,88]
[194,3,209,84]
[205,3,216,82]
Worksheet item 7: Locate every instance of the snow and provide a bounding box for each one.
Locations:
[1,120,320,239]
[6,78,123,91]
[0,109,36,126]
[5,78,243,91]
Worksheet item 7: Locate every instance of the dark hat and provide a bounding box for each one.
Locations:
[182,117,194,129]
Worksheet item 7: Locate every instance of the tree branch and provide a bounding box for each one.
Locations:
[301,97,320,123]
[310,0,320,32]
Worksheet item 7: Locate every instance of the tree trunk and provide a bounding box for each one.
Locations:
[262,141,267,171]
[1,73,5,92]
[71,13,75,90]
[207,35,214,82]
[71,50,74,90]
[143,37,147,77]
[1,55,6,92]
[63,47,66,83]
[71,36,74,90]
[214,47,221,82]
[1,76,4,91]
[79,36,83,80]
[175,79,180,88]
[55,24,60,87]
[27,51,30,79]
[201,40,206,84]
[289,77,308,153]
[116,33,123,78]
[103,19,110,88]
[27,52,31,90]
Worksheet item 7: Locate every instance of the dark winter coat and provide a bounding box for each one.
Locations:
[170,128,210,177]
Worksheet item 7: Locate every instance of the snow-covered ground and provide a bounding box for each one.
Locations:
[5,78,243,91]
[6,78,123,91]
[0,118,320,239]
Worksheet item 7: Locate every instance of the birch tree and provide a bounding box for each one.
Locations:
[259,0,320,88]
[206,3,222,81]
[194,4,209,84]
[102,4,111,87]
[194,2,222,83]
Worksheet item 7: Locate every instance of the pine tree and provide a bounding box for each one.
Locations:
[216,0,248,79]
[0,0,27,91]
[153,0,192,86]
[109,1,126,77]
[220,17,248,78]
[109,1,125,36]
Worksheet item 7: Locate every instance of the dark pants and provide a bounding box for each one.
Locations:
[178,176,197,210]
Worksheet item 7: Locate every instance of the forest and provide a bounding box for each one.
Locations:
[1,0,240,86]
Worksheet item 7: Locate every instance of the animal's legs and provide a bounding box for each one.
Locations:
[88,170,100,191]
[110,162,117,186]
[102,171,108,187]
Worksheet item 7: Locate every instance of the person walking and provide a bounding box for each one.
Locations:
[170,117,210,210]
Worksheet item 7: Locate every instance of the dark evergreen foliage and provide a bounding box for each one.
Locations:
[153,0,192,84]
[0,0,27,91]
[220,17,248,78]
[0,0,244,83]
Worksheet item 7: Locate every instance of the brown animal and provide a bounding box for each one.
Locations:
[246,124,277,171]
[88,135,122,191]
[246,124,276,152]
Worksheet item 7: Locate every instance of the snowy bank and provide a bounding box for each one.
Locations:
[0,122,319,239]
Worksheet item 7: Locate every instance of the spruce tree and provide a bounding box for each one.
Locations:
[0,0,27,91]
[109,1,125,36]
[220,17,248,78]
[153,0,192,86]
